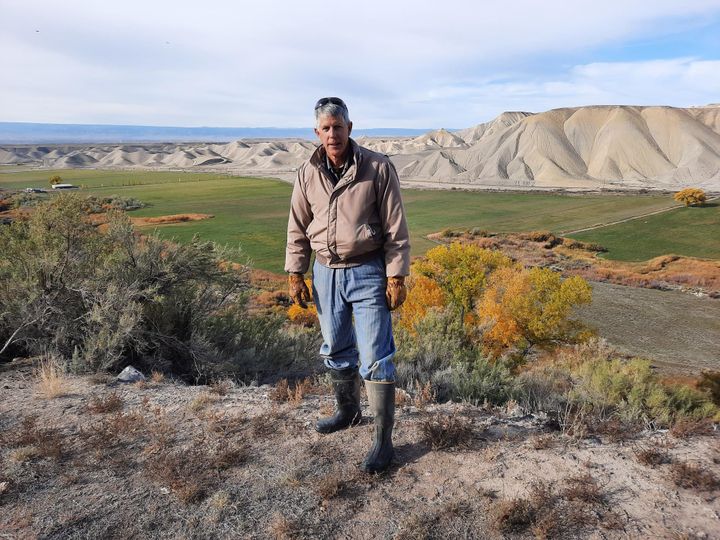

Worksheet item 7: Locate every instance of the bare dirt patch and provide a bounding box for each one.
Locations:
[130,213,214,226]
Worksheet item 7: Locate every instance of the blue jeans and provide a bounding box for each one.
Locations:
[312,256,396,382]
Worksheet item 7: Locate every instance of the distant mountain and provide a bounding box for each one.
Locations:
[0,122,432,144]
[2,106,719,191]
[398,105,720,190]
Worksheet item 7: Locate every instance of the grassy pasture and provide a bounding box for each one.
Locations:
[569,202,720,261]
[0,168,713,272]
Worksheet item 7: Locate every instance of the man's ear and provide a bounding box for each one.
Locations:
[347,121,353,136]
[314,127,320,139]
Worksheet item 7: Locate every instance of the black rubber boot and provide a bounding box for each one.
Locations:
[315,367,362,434]
[360,380,395,473]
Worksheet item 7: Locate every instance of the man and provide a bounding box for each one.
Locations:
[285,97,410,473]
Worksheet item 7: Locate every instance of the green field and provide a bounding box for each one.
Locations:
[1,169,715,272]
[569,203,720,261]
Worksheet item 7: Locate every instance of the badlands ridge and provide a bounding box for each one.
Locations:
[2,105,720,191]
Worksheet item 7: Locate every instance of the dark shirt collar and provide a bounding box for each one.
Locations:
[324,147,353,183]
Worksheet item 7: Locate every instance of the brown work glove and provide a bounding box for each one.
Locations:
[288,273,312,309]
[386,276,407,311]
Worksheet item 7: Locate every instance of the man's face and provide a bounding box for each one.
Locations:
[315,114,352,167]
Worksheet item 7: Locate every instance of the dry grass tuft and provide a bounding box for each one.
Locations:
[267,513,300,540]
[5,415,65,461]
[208,490,230,511]
[9,446,39,463]
[395,388,411,407]
[144,426,247,505]
[270,378,290,402]
[562,473,605,504]
[150,371,166,384]
[315,472,343,501]
[205,411,245,436]
[250,409,286,439]
[395,498,474,540]
[34,355,69,398]
[529,434,556,450]
[86,392,124,414]
[189,391,218,412]
[491,474,622,537]
[210,440,250,471]
[81,410,146,453]
[587,416,642,443]
[413,380,436,409]
[419,412,474,450]
[395,513,432,540]
[270,377,317,406]
[634,446,672,468]
[492,497,534,534]
[145,448,209,504]
[209,379,231,396]
[313,468,361,502]
[318,402,335,417]
[669,417,715,439]
[670,461,720,491]
[144,406,177,453]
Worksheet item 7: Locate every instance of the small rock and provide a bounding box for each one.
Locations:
[117,366,146,383]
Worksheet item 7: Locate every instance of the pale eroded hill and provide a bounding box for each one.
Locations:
[2,105,720,191]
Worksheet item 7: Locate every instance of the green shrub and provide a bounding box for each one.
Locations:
[394,308,468,401]
[567,352,719,426]
[514,366,573,413]
[82,195,145,213]
[0,193,313,383]
[452,356,516,406]
[511,341,719,427]
[394,307,515,404]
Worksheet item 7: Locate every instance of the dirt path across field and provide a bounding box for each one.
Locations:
[560,196,719,235]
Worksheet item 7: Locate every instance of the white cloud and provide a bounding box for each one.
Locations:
[1,1,720,126]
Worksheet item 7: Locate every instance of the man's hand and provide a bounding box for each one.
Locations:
[288,273,312,309]
[386,276,407,311]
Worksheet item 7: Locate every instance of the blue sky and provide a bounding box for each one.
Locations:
[1,0,719,128]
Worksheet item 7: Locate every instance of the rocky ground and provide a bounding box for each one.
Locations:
[1,360,718,540]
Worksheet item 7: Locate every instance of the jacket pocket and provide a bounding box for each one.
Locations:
[336,223,382,259]
[359,223,378,240]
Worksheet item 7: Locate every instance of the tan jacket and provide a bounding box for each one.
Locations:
[285,139,410,277]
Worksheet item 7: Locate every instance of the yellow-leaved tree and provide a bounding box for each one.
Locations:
[412,243,512,315]
[478,266,592,357]
[397,274,446,335]
[674,187,706,207]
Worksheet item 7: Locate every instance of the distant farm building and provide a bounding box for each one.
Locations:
[51,184,78,190]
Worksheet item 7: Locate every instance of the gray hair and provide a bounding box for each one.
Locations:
[314,101,351,128]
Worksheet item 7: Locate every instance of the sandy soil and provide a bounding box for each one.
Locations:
[1,362,718,539]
